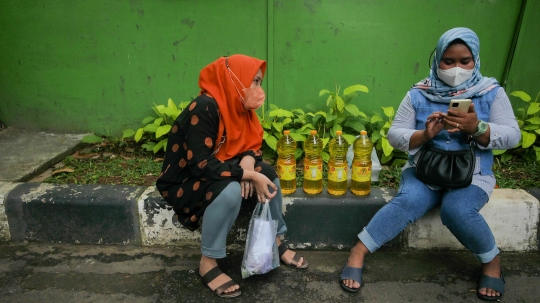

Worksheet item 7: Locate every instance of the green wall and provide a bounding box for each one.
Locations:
[506,0,540,106]
[0,0,531,135]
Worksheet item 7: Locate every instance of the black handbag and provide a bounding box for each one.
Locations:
[415,141,476,189]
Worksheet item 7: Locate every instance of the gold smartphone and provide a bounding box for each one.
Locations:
[444,99,471,130]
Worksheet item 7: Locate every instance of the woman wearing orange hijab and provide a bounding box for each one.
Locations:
[156,54,308,298]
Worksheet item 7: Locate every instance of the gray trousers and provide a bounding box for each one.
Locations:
[201,178,287,258]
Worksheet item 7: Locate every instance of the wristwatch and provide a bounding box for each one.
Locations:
[473,120,488,137]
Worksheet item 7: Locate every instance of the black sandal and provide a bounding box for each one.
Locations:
[200,266,241,298]
[477,273,505,301]
[278,243,308,269]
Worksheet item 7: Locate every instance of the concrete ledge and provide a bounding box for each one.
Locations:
[281,188,398,250]
[406,189,540,251]
[1,182,539,252]
[4,183,145,245]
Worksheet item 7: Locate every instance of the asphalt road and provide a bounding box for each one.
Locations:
[1,243,539,303]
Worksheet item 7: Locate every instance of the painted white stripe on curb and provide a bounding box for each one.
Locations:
[0,182,21,242]
[137,186,200,246]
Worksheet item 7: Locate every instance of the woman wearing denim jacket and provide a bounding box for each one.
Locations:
[340,28,520,301]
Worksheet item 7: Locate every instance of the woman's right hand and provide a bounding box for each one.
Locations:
[242,170,277,203]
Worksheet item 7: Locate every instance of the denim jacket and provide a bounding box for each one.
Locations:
[408,87,499,175]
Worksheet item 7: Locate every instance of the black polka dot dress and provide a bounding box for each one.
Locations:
[156,94,276,231]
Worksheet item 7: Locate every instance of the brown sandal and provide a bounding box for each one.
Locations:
[278,243,309,269]
[200,266,241,298]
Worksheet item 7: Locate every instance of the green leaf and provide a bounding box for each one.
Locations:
[154,118,164,125]
[268,108,295,117]
[265,135,278,151]
[142,116,155,125]
[331,123,341,135]
[343,84,369,95]
[371,115,384,124]
[81,134,103,143]
[161,107,180,118]
[282,117,293,125]
[167,98,178,112]
[326,95,334,107]
[272,122,284,134]
[290,133,305,142]
[371,130,382,143]
[381,137,393,156]
[336,95,345,112]
[528,103,540,115]
[294,148,303,160]
[322,151,330,163]
[321,137,330,149]
[142,141,156,151]
[153,139,167,153]
[143,124,159,133]
[382,106,395,118]
[156,125,172,138]
[343,134,357,145]
[314,111,327,118]
[344,104,367,118]
[510,91,531,102]
[326,113,337,123]
[292,108,305,115]
[521,130,536,148]
[319,89,331,97]
[122,129,136,139]
[344,119,366,132]
[134,128,144,142]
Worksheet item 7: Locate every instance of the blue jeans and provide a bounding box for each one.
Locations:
[359,167,499,263]
[201,178,287,258]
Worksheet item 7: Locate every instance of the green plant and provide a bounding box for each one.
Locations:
[122,98,190,153]
[366,106,408,165]
[497,91,540,162]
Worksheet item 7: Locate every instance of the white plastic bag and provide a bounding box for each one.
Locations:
[241,202,279,279]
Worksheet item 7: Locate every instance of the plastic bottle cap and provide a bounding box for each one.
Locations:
[310,130,317,135]
[284,130,290,135]
[336,131,342,135]
[360,130,367,135]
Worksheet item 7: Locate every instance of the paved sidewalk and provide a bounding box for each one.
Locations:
[1,243,540,303]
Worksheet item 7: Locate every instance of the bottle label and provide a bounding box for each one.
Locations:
[304,165,322,181]
[329,166,347,182]
[278,164,296,181]
[352,166,371,182]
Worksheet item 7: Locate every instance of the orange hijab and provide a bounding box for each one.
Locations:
[198,54,267,161]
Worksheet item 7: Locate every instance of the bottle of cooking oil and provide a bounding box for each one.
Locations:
[351,130,372,196]
[277,130,297,194]
[327,130,349,195]
[303,130,323,194]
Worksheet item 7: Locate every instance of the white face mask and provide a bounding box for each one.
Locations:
[436,67,474,87]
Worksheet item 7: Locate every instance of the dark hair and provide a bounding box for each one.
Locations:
[447,38,472,53]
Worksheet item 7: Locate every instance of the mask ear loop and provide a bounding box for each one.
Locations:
[225,57,246,100]
[428,47,436,69]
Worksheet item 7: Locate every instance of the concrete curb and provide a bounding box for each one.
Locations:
[1,181,539,252]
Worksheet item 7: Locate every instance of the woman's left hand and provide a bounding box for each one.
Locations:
[239,156,256,199]
[442,104,479,135]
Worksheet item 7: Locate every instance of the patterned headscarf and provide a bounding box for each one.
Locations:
[413,27,499,103]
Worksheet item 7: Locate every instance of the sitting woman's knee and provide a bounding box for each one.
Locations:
[217,182,242,209]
